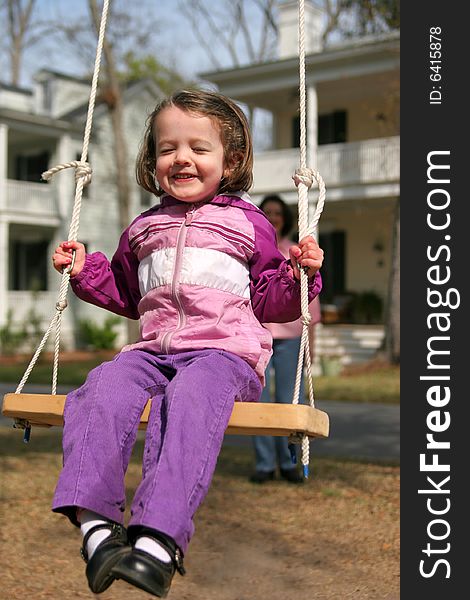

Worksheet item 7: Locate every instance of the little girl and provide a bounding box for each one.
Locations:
[52,89,323,598]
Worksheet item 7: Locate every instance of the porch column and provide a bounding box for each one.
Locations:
[0,123,7,210]
[56,133,73,232]
[0,217,8,327]
[306,84,319,237]
[0,124,8,327]
[306,84,318,166]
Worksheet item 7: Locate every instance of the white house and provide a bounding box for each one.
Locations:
[200,0,399,363]
[0,71,163,349]
[0,1,399,366]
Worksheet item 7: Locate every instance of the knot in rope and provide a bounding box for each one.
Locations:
[55,300,68,312]
[74,161,93,185]
[41,160,93,186]
[293,167,314,189]
[301,313,311,327]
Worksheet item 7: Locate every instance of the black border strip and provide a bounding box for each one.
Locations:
[401,2,467,595]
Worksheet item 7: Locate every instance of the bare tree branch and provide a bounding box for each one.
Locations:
[6,0,36,85]
[179,0,240,69]
[253,0,278,60]
[236,0,256,63]
[178,0,279,71]
[322,0,346,43]
[252,0,278,34]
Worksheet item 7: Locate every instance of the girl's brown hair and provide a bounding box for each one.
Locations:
[136,89,253,197]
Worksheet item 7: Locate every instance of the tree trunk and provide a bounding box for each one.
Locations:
[384,198,400,364]
[88,0,134,342]
[10,38,21,86]
[88,0,131,233]
[7,0,36,86]
[107,92,131,232]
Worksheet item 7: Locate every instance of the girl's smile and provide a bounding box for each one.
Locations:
[154,106,228,204]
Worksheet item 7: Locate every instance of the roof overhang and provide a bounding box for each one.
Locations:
[200,34,399,110]
[0,107,84,138]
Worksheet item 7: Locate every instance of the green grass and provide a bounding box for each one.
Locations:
[0,353,399,404]
[314,364,400,404]
[0,357,107,387]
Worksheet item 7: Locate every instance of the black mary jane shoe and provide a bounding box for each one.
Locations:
[112,528,185,598]
[249,470,275,484]
[81,522,130,594]
[280,467,304,484]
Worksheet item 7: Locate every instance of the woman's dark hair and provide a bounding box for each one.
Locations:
[259,194,294,237]
[136,89,253,196]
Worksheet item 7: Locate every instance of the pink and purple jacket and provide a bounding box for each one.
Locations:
[70,192,322,382]
[264,237,322,340]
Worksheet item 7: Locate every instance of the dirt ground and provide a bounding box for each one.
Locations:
[0,428,399,600]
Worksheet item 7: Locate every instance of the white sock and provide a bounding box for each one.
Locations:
[134,536,172,563]
[79,510,112,559]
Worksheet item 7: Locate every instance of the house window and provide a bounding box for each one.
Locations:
[318,110,347,145]
[15,151,50,183]
[292,110,347,147]
[318,230,346,303]
[292,116,301,148]
[10,240,49,291]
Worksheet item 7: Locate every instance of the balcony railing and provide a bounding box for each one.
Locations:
[7,291,59,323]
[5,291,76,353]
[252,136,400,194]
[6,290,385,366]
[4,180,59,218]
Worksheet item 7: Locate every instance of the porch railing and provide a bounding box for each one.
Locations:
[4,180,59,218]
[252,136,399,194]
[6,291,384,367]
[6,291,59,323]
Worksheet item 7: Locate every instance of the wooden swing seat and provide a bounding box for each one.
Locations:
[2,393,329,438]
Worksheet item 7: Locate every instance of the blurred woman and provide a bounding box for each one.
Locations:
[250,195,321,484]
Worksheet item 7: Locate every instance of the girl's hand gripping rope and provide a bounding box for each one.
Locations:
[52,241,86,277]
[289,235,323,280]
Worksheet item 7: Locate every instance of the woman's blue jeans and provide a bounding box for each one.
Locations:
[252,337,304,472]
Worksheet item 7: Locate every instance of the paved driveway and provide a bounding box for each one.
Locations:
[1,384,399,462]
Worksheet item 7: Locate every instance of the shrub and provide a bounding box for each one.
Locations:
[350,291,383,324]
[0,310,28,355]
[26,304,44,352]
[77,316,121,350]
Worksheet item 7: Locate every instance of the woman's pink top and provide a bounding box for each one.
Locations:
[263,237,321,340]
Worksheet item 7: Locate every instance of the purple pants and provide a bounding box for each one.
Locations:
[52,348,261,552]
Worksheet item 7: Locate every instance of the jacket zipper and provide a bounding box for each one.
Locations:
[161,204,196,353]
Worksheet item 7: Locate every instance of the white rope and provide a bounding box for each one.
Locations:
[14,0,111,432]
[288,0,327,476]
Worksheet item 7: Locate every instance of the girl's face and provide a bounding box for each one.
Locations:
[154,105,228,204]
[262,201,284,237]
